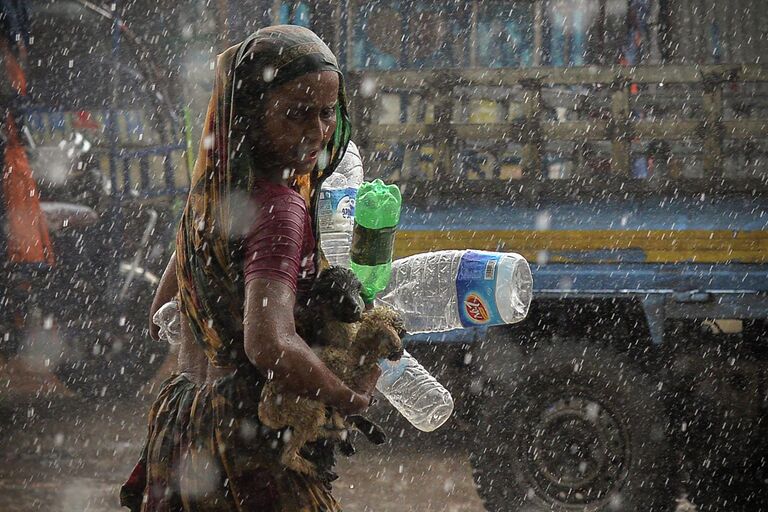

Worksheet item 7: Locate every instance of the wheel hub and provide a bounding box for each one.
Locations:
[524,397,628,506]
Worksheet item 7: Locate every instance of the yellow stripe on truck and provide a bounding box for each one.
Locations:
[394,229,768,264]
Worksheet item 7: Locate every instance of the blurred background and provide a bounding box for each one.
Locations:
[0,1,766,511]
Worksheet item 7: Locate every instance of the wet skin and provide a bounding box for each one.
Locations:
[250,70,339,182]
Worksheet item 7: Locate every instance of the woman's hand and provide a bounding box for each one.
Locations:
[246,279,380,416]
[353,364,381,399]
[336,364,381,416]
[334,390,373,417]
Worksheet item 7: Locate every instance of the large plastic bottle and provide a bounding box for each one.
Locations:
[375,349,454,432]
[318,141,364,267]
[350,179,402,303]
[377,250,533,334]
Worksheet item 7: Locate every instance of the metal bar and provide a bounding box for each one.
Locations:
[338,0,348,71]
[692,0,705,64]
[366,118,766,144]
[676,0,692,64]
[122,157,132,194]
[118,209,158,301]
[702,76,724,178]
[757,0,767,64]
[469,0,478,68]
[520,79,543,179]
[610,83,631,177]
[649,0,662,64]
[430,70,457,183]
[746,0,759,64]
[704,0,717,63]
[758,0,768,63]
[139,156,151,191]
[723,120,768,139]
[350,64,768,89]
[163,152,175,193]
[533,0,544,67]
[717,0,729,62]
[596,0,607,64]
[107,5,121,197]
[529,263,768,293]
[91,145,185,158]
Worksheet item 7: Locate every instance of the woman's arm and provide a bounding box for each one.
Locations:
[149,252,178,341]
[243,278,372,416]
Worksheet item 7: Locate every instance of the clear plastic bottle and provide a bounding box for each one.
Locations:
[375,349,454,432]
[152,300,181,345]
[318,141,364,267]
[376,250,533,334]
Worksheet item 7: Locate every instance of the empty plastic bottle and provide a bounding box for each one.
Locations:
[350,179,402,303]
[377,250,533,333]
[375,349,454,432]
[318,141,364,267]
[152,300,181,345]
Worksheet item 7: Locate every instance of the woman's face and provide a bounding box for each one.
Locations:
[254,70,339,178]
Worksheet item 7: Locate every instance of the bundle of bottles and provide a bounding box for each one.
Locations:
[154,141,533,432]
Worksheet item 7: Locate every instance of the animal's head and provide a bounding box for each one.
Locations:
[307,266,365,323]
[356,306,406,361]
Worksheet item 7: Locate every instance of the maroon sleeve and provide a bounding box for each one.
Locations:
[243,190,309,294]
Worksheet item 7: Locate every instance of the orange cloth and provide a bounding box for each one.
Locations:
[1,40,54,265]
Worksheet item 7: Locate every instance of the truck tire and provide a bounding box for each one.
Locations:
[663,328,767,511]
[51,272,167,399]
[469,336,671,512]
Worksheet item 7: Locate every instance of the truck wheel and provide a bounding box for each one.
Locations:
[53,315,167,399]
[664,328,766,511]
[51,277,167,399]
[469,336,672,512]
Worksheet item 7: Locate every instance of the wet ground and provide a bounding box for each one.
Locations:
[0,353,738,512]
[0,357,485,512]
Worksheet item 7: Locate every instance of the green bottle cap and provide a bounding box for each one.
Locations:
[354,179,401,230]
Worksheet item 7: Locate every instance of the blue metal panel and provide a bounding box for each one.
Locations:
[399,199,768,232]
[531,263,768,294]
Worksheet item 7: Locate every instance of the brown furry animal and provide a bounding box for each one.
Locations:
[258,267,405,478]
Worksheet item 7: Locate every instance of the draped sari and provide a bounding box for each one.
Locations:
[122,25,352,512]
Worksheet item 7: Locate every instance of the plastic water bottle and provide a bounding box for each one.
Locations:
[152,300,181,345]
[377,250,533,334]
[318,141,364,267]
[375,349,454,432]
[350,179,402,303]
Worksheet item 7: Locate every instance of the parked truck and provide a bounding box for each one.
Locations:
[336,1,768,511]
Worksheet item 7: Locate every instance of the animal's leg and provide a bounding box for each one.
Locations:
[280,427,318,477]
[347,415,387,444]
[278,403,327,478]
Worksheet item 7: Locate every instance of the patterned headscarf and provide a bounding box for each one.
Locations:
[176,25,351,366]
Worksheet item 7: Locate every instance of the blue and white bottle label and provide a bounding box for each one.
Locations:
[456,251,503,328]
[318,187,357,231]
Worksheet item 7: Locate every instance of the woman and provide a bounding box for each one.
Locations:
[122,25,378,512]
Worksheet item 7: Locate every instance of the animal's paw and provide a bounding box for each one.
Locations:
[348,415,387,445]
[338,438,356,457]
[319,468,339,484]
